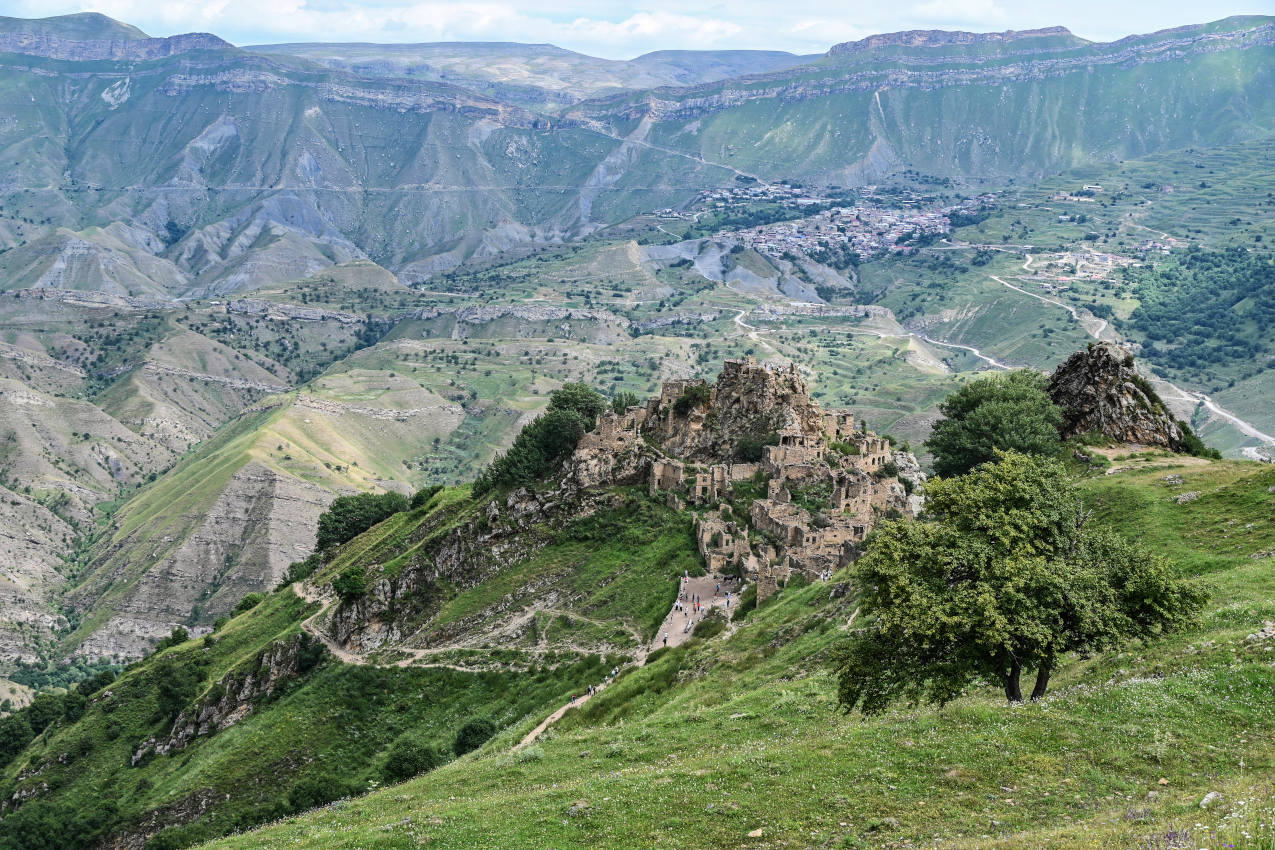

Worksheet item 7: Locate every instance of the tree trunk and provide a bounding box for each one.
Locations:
[1003,658,1023,703]
[1030,659,1052,701]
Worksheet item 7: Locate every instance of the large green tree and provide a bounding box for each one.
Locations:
[926,370,1064,478]
[834,452,1205,713]
[474,383,607,493]
[316,491,410,551]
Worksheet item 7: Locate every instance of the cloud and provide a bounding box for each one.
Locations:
[0,0,1251,57]
[911,0,1008,27]
[564,11,741,47]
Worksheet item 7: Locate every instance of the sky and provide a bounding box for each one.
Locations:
[1,0,1271,58]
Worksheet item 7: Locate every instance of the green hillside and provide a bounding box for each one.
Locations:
[206,456,1275,850]
[0,481,694,848]
[3,450,1271,849]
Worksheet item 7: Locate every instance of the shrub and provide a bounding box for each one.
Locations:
[672,383,711,416]
[154,627,190,652]
[735,432,779,462]
[1177,422,1223,460]
[332,566,368,603]
[288,769,363,812]
[693,609,727,640]
[0,712,34,768]
[410,484,443,509]
[282,553,323,587]
[152,655,205,724]
[76,669,116,697]
[316,491,409,551]
[382,737,446,782]
[232,593,265,616]
[453,718,498,755]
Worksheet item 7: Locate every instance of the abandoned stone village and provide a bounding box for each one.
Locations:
[564,357,923,603]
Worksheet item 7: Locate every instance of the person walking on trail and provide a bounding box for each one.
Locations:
[663,632,668,647]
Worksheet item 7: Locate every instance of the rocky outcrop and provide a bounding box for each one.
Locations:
[324,485,594,653]
[0,16,232,62]
[1048,342,1186,449]
[131,634,321,764]
[829,26,1081,56]
[646,358,824,461]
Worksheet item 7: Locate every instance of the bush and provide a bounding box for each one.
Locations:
[288,769,363,812]
[410,484,443,509]
[332,566,368,603]
[154,627,190,652]
[453,718,498,756]
[144,821,215,850]
[152,655,205,724]
[735,432,779,462]
[232,593,265,616]
[672,383,711,416]
[0,712,34,768]
[382,737,446,782]
[1177,422,1223,460]
[693,609,727,640]
[731,584,758,622]
[281,553,323,587]
[76,669,116,697]
[316,491,409,551]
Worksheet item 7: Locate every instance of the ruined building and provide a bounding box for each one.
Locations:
[564,357,923,603]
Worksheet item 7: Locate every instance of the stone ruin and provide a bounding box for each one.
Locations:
[564,356,924,603]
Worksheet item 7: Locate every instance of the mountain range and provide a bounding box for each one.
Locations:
[0,13,1270,296]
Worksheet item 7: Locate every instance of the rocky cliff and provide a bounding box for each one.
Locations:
[645,359,824,461]
[1048,342,1186,449]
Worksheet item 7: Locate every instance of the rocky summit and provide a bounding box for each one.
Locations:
[1048,342,1187,450]
[566,357,922,602]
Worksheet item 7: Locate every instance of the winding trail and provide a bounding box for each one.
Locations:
[731,307,778,354]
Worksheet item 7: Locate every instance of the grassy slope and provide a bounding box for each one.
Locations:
[203,457,1275,850]
[3,485,702,846]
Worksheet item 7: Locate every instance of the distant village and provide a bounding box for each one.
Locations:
[654,181,995,260]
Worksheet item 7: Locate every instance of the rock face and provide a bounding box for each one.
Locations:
[66,461,333,662]
[1048,342,1186,449]
[132,634,318,764]
[645,359,825,461]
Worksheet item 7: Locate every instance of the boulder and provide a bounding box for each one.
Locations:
[1047,342,1185,450]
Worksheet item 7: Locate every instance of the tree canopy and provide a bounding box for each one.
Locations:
[925,370,1064,478]
[473,383,607,494]
[834,452,1205,714]
[316,491,409,551]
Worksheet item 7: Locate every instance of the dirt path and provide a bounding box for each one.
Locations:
[515,683,607,749]
[651,572,745,652]
[517,572,748,749]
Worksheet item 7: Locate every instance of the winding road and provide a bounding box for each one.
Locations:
[989,254,1275,454]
